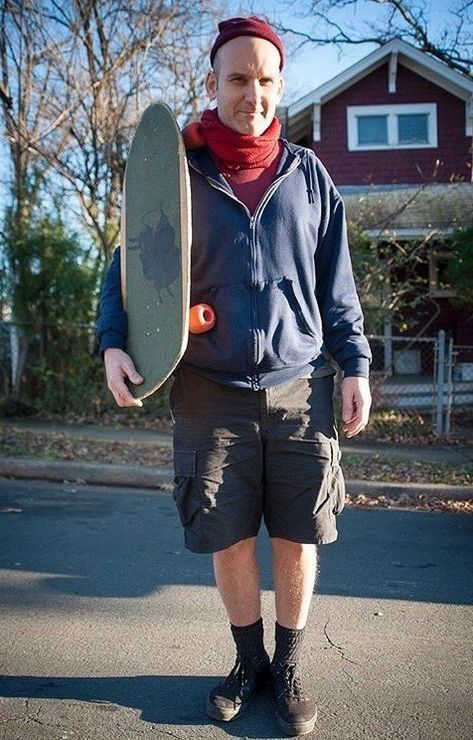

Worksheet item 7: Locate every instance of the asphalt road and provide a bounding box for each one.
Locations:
[0,478,472,740]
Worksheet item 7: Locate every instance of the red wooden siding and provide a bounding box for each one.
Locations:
[313,63,472,185]
[400,300,473,346]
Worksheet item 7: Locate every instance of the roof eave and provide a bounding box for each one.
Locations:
[285,39,473,118]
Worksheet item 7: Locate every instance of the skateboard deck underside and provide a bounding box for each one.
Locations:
[121,103,191,400]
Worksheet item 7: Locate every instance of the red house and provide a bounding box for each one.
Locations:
[281,39,472,186]
[279,39,473,376]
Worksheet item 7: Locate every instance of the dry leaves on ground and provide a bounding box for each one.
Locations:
[0,430,172,467]
[2,429,473,485]
[346,492,473,514]
[1,428,473,517]
[343,453,473,487]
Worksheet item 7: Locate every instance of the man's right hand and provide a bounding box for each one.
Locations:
[104,348,144,408]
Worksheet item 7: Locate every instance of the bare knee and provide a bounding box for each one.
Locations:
[213,536,257,566]
[272,538,317,560]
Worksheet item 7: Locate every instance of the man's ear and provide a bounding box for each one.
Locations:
[277,76,284,103]
[206,69,217,100]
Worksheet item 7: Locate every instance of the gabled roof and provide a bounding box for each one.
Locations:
[340,182,473,239]
[285,39,473,118]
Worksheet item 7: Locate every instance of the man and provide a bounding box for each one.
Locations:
[97,16,371,737]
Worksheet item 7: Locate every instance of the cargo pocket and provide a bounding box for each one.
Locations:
[172,449,200,528]
[330,440,346,515]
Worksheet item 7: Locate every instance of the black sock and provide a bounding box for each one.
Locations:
[230,617,269,669]
[271,622,305,672]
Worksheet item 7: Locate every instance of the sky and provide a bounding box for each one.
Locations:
[1,1,464,234]
[228,0,458,105]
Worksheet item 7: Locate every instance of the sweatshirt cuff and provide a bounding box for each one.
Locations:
[342,357,370,379]
[99,330,127,355]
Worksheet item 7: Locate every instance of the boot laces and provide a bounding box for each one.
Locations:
[278,663,305,702]
[222,659,248,691]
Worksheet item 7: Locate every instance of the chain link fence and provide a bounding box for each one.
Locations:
[368,331,473,440]
[1,321,472,440]
[451,344,473,441]
[367,334,437,441]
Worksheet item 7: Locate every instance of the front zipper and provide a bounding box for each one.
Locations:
[188,155,301,380]
[188,156,300,227]
[187,161,252,218]
[248,158,301,369]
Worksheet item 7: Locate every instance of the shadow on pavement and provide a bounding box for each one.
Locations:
[0,673,282,737]
[0,479,472,605]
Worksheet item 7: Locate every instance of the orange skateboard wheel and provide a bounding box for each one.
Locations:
[189,303,216,334]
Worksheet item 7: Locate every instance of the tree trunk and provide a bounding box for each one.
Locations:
[10,323,29,403]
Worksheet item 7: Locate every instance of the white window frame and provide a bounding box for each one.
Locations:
[347,103,437,151]
[429,251,455,298]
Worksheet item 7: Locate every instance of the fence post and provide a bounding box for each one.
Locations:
[445,337,454,438]
[435,330,446,437]
[384,320,393,375]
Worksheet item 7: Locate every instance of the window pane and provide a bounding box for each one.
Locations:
[436,256,452,291]
[357,115,388,145]
[398,114,429,144]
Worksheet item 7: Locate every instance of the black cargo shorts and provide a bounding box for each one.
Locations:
[170,368,345,553]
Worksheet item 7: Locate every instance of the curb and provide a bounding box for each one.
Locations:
[0,457,173,489]
[345,478,472,500]
[0,456,472,501]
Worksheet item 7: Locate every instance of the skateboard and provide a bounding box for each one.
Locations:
[120,102,193,401]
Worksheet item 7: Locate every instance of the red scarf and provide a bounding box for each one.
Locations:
[182,108,281,172]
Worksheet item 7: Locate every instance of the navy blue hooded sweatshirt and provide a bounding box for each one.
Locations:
[96,140,371,389]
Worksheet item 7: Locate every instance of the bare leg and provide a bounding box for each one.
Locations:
[208,537,269,722]
[213,536,261,626]
[272,538,318,629]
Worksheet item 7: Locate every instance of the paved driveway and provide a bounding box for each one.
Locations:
[0,479,471,739]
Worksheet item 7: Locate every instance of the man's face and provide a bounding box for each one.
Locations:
[206,35,284,136]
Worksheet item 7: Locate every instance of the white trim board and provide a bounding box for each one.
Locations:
[347,103,437,150]
[363,227,456,240]
[283,39,473,136]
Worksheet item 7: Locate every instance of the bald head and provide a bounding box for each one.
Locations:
[206,35,283,136]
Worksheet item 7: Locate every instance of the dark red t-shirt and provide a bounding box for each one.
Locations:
[220,141,283,215]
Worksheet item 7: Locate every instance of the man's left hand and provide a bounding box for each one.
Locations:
[341,376,371,438]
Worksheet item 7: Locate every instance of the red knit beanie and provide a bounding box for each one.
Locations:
[210,16,285,70]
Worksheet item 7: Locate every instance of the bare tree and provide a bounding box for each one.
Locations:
[3,0,221,268]
[276,0,472,77]
[0,0,68,401]
[1,0,222,404]
[1,0,61,241]
[30,0,220,264]
[154,19,216,123]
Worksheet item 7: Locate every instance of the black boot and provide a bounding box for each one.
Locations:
[206,618,270,722]
[270,623,317,736]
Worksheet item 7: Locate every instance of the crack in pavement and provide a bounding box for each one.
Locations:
[25,716,69,730]
[24,700,69,731]
[323,618,362,683]
[149,729,186,740]
[3,699,186,739]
